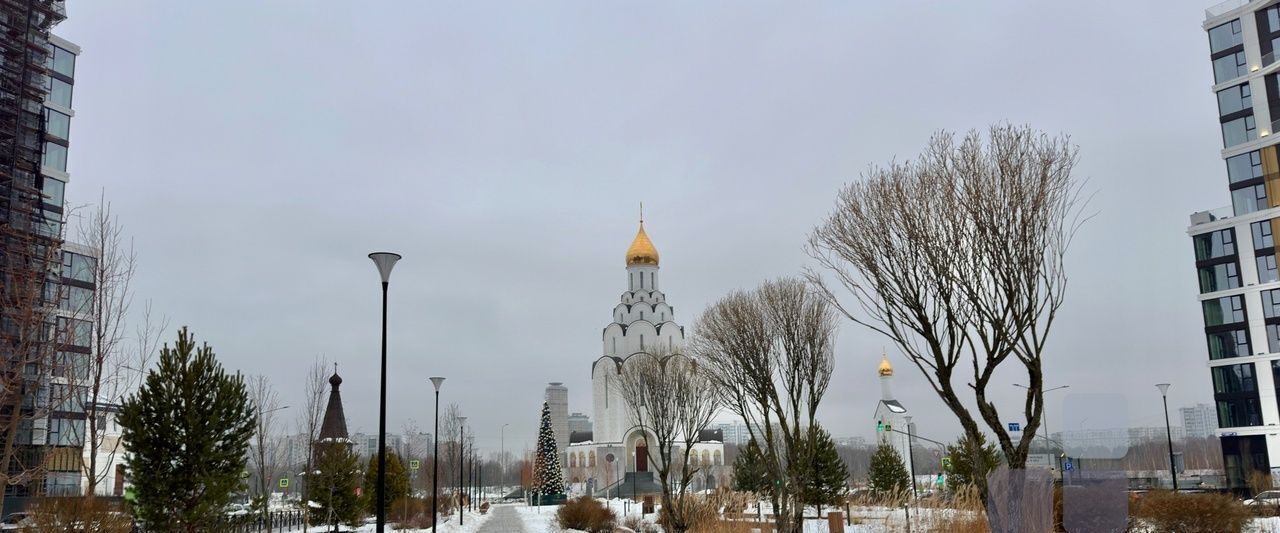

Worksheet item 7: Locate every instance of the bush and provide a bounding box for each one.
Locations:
[1133,491,1250,533]
[555,496,616,532]
[27,497,134,533]
[623,514,661,533]
[390,496,453,529]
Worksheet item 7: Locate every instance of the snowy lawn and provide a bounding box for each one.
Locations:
[301,506,493,532]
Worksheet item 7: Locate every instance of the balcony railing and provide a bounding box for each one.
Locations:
[1207,0,1251,18]
[1190,205,1234,226]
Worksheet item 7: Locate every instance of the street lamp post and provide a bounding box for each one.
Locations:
[500,423,509,495]
[1015,383,1069,472]
[1156,383,1178,491]
[429,377,445,533]
[458,416,467,525]
[905,415,917,499]
[368,252,401,533]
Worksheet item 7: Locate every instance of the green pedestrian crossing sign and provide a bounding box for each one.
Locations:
[941,457,952,471]
[410,460,421,470]
[279,478,289,488]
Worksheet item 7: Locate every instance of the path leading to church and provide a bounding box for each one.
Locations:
[475,504,528,533]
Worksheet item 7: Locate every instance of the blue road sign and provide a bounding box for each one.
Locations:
[1064,459,1074,472]
[1008,422,1021,432]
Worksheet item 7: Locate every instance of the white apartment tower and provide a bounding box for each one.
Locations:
[1190,0,1280,492]
[546,382,569,454]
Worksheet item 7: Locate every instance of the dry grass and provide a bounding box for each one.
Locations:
[556,495,617,533]
[1132,491,1250,533]
[27,497,134,533]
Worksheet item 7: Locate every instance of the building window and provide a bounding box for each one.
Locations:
[42,176,64,208]
[1234,184,1270,215]
[60,285,92,313]
[1199,262,1241,293]
[1215,51,1249,83]
[1213,361,1254,394]
[1266,290,1280,318]
[1227,151,1263,184]
[1218,397,1264,427]
[1204,295,1246,326]
[640,334,644,350]
[1223,115,1257,147]
[1218,83,1252,116]
[1195,229,1237,260]
[44,108,69,140]
[1208,328,1250,359]
[62,252,94,283]
[1262,254,1280,283]
[1254,221,1276,249]
[1210,19,1244,53]
[42,141,67,172]
[48,78,71,108]
[57,317,91,348]
[51,45,74,78]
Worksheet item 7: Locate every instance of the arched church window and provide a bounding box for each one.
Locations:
[640,334,645,349]
[640,273,644,289]
[714,450,722,466]
[649,272,654,288]
[630,273,634,289]
[702,450,710,466]
[640,311,644,320]
[612,337,617,354]
[668,337,672,350]
[590,453,597,467]
[570,454,577,467]
[691,453,699,467]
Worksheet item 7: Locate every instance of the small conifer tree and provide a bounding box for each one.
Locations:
[362,451,410,515]
[311,442,362,527]
[867,443,910,500]
[733,439,770,495]
[804,427,849,513]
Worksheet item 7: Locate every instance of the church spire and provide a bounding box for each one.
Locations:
[625,204,659,267]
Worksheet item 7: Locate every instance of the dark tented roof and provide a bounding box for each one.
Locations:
[317,371,349,442]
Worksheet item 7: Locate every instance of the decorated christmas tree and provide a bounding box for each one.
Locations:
[531,401,566,496]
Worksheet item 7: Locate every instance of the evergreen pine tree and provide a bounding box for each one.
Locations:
[311,442,362,527]
[867,443,910,499]
[733,439,770,495]
[945,432,1001,490]
[803,427,849,511]
[362,451,410,514]
[531,401,565,496]
[117,327,256,531]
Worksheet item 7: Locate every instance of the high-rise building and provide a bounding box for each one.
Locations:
[0,0,94,506]
[1181,403,1220,439]
[1189,0,1280,492]
[568,412,592,435]
[545,382,568,453]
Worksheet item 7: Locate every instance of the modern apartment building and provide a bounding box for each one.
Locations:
[545,382,568,453]
[1190,0,1280,491]
[568,412,592,435]
[1182,403,1221,438]
[0,0,94,508]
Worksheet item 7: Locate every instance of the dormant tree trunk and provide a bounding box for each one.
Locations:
[295,355,328,528]
[690,277,836,533]
[807,124,1085,481]
[615,349,719,532]
[250,374,283,530]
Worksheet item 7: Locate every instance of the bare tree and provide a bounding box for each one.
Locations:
[295,355,328,527]
[74,194,167,497]
[615,350,719,531]
[249,375,284,529]
[690,277,837,533]
[808,125,1085,476]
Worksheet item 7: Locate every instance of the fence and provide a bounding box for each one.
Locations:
[223,511,307,533]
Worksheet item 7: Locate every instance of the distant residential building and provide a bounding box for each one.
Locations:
[1181,403,1218,439]
[714,421,753,446]
[546,383,569,453]
[568,412,592,434]
[1053,426,1187,457]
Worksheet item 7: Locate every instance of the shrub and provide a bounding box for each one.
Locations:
[480,501,490,514]
[556,496,617,532]
[390,496,454,529]
[27,497,134,533]
[1133,491,1250,533]
[623,514,661,533]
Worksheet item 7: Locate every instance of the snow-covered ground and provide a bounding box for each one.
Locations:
[301,507,492,532]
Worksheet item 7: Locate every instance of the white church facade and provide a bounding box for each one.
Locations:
[565,218,727,494]
[873,354,912,467]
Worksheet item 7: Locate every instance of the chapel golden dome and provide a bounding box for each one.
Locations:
[625,222,659,267]
[878,353,893,377]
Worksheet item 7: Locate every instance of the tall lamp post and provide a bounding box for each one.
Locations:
[1014,383,1069,470]
[904,415,917,499]
[1156,383,1178,491]
[500,423,509,495]
[368,252,401,533]
[429,377,445,533]
[458,416,467,525]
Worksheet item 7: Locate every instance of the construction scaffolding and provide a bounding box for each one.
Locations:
[0,0,66,505]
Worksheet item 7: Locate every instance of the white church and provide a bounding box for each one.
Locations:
[873,353,912,466]
[564,218,727,495]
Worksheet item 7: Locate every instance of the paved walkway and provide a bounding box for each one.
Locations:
[475,504,527,533]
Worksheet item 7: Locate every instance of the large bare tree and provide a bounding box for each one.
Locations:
[690,277,836,533]
[807,124,1085,474]
[615,350,719,532]
[294,355,328,528]
[74,194,165,496]
[249,374,284,530]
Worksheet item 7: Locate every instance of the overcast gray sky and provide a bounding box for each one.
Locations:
[53,0,1223,455]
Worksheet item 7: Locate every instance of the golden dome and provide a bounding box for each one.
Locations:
[626,222,659,267]
[878,353,893,377]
